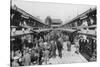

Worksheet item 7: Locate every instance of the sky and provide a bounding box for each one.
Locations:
[11,0,96,24]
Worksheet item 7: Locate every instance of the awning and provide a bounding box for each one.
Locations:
[10,30,33,37]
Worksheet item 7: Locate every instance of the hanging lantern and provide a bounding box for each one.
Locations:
[11,27,16,36]
[23,21,27,26]
[22,28,25,33]
[12,28,16,32]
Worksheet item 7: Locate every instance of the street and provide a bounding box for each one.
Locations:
[44,42,88,64]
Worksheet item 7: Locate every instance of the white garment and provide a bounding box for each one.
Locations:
[63,42,67,51]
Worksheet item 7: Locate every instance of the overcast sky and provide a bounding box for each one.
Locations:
[12,0,96,24]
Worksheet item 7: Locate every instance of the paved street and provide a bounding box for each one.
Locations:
[45,42,88,64]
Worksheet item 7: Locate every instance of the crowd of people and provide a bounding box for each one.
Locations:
[10,30,96,67]
[10,30,72,67]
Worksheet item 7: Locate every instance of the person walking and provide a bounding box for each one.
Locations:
[12,58,19,67]
[67,40,71,51]
[43,42,50,64]
[50,40,57,58]
[74,39,79,54]
[56,39,63,58]
[23,48,31,66]
[38,39,44,65]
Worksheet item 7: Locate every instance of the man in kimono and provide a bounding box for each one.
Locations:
[56,38,63,58]
[23,48,31,66]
